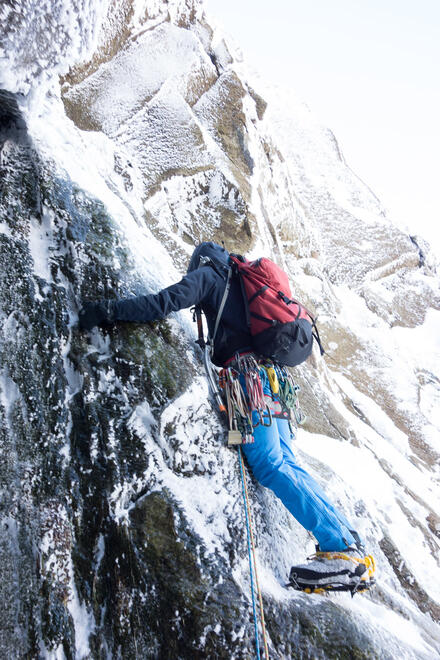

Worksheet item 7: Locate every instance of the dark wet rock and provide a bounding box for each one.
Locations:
[194,70,255,201]
[1,3,440,659]
[265,596,385,660]
[0,119,197,656]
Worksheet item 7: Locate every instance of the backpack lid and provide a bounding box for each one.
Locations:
[230,255,292,298]
[187,242,230,273]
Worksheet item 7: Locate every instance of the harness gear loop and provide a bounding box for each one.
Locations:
[261,405,272,427]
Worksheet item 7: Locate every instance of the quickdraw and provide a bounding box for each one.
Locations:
[218,356,306,446]
[219,354,272,445]
[220,367,253,443]
[271,363,306,426]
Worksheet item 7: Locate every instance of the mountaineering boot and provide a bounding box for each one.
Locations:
[287,546,376,595]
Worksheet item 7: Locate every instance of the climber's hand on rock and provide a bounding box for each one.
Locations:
[78,301,115,331]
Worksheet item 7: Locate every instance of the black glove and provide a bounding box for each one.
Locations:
[78,300,116,331]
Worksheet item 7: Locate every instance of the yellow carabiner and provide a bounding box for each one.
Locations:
[265,366,279,395]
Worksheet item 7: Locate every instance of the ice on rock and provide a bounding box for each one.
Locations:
[0,0,439,658]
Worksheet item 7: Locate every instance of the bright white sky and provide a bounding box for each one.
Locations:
[206,0,440,255]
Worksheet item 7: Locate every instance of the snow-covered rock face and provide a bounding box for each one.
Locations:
[1,1,440,658]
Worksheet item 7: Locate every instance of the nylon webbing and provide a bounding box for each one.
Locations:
[211,266,232,345]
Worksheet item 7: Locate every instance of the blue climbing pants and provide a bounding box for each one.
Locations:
[241,374,360,552]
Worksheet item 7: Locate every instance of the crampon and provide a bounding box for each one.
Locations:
[287,548,376,596]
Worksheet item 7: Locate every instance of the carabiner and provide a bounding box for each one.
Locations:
[264,366,279,395]
[262,405,272,427]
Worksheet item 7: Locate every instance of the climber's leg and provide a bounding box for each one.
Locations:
[276,416,362,549]
[242,414,359,551]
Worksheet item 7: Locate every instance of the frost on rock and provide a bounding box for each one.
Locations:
[62,23,218,134]
[1,0,440,658]
[0,0,108,95]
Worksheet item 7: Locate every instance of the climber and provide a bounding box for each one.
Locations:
[79,241,375,594]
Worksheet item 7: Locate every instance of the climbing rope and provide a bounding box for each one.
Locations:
[238,446,270,660]
[238,446,260,657]
[206,352,305,658]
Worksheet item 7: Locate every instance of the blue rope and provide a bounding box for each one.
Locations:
[238,446,261,659]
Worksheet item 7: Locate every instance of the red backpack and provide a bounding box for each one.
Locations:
[229,255,324,366]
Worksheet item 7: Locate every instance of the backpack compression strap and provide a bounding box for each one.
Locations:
[230,256,325,357]
[311,321,325,356]
[194,260,233,351]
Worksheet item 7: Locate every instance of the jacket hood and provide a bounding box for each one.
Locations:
[187,242,230,273]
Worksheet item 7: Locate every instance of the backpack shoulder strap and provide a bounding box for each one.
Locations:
[211,265,233,345]
[229,255,252,329]
[193,256,233,352]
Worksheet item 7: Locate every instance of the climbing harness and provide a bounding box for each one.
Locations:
[209,351,306,446]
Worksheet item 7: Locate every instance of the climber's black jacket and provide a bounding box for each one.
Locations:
[111,242,252,366]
